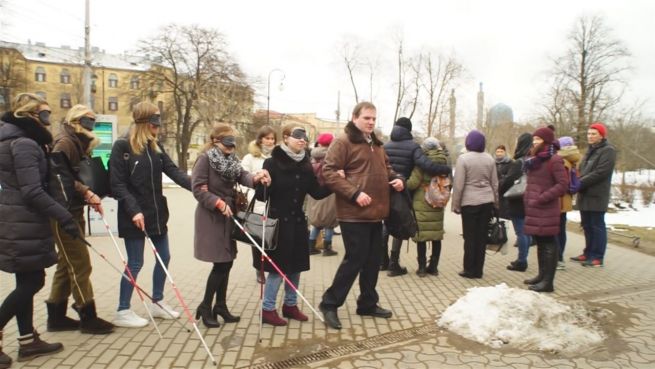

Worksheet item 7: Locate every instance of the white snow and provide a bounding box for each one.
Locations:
[437,284,607,353]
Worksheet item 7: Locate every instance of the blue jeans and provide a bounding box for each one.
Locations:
[309,226,334,243]
[557,213,567,261]
[511,216,531,263]
[262,272,300,311]
[118,233,170,311]
[580,211,607,261]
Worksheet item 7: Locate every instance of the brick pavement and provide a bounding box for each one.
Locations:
[1,187,654,368]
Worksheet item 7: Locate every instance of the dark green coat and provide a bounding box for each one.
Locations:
[406,148,450,242]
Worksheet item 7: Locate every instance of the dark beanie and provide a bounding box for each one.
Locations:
[465,130,486,153]
[533,127,555,145]
[395,117,412,131]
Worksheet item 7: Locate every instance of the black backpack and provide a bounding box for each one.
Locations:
[386,188,418,240]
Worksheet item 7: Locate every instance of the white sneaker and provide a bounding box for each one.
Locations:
[113,309,148,328]
[150,301,180,319]
[557,261,566,270]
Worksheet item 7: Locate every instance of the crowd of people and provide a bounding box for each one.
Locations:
[0,93,616,365]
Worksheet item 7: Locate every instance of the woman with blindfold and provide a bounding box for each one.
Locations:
[191,124,270,327]
[44,104,115,335]
[109,101,191,328]
[254,125,331,326]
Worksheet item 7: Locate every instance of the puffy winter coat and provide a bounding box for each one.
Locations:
[558,145,582,212]
[577,139,616,212]
[0,113,73,273]
[383,125,450,179]
[406,148,450,242]
[109,137,191,238]
[254,146,331,274]
[523,154,568,236]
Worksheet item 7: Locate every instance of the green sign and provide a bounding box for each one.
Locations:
[94,121,114,169]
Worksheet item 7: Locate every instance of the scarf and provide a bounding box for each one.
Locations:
[261,145,273,157]
[207,147,242,181]
[523,143,557,172]
[495,155,511,164]
[280,143,305,162]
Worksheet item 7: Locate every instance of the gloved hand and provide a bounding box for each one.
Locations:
[61,218,81,239]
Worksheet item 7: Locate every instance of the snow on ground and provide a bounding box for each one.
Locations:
[612,169,655,186]
[437,284,608,353]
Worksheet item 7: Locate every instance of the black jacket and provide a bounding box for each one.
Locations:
[109,138,191,238]
[498,133,532,218]
[254,146,330,274]
[0,113,72,273]
[577,139,616,212]
[383,125,450,179]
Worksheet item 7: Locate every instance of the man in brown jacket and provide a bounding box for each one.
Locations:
[319,102,404,330]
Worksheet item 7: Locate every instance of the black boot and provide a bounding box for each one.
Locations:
[507,260,528,272]
[426,241,441,275]
[524,243,545,285]
[309,239,321,255]
[387,249,407,277]
[196,303,220,328]
[322,241,338,256]
[213,272,240,323]
[73,301,114,334]
[46,300,79,332]
[0,331,12,369]
[416,242,427,277]
[529,241,557,293]
[17,330,63,362]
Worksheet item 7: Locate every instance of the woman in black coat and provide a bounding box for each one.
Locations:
[255,125,330,326]
[0,93,78,363]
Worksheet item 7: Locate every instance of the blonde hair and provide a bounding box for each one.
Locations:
[129,101,160,154]
[64,104,100,153]
[202,123,236,153]
[12,92,48,118]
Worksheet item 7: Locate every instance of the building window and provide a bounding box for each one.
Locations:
[130,76,140,90]
[60,93,71,108]
[60,68,71,84]
[35,66,46,82]
[35,91,47,100]
[108,73,118,88]
[108,97,118,111]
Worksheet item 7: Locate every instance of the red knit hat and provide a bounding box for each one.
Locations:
[589,122,607,138]
[533,127,555,145]
[317,133,334,146]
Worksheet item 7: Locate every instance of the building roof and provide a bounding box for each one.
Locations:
[0,40,151,72]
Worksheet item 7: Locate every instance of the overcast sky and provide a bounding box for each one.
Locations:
[1,0,654,132]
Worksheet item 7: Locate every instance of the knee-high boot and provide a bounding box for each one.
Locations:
[529,241,557,292]
[213,271,240,323]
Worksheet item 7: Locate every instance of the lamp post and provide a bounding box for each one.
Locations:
[267,69,285,125]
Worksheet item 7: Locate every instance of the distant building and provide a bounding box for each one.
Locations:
[486,103,514,126]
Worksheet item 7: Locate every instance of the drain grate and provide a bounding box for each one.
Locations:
[247,324,438,369]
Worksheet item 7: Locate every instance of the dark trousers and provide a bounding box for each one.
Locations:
[580,211,607,261]
[461,203,493,277]
[0,270,46,335]
[557,212,567,261]
[321,222,383,312]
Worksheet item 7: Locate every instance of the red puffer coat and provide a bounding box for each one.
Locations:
[523,154,568,236]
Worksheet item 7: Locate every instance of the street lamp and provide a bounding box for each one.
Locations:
[267,69,285,125]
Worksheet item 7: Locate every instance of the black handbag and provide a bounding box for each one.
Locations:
[78,156,110,198]
[503,173,527,199]
[231,195,279,251]
[486,216,508,253]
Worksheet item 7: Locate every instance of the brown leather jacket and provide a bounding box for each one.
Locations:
[52,124,92,209]
[323,121,400,222]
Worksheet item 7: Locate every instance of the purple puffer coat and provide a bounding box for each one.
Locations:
[523,154,568,236]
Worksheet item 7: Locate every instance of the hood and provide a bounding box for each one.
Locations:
[311,145,328,161]
[247,140,263,157]
[390,125,413,142]
[0,120,25,141]
[558,145,582,164]
[0,111,53,145]
[425,147,448,164]
[513,133,533,159]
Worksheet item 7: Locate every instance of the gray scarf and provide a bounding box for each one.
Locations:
[207,147,242,181]
[280,143,306,162]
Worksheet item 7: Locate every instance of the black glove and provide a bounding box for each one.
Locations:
[61,218,81,239]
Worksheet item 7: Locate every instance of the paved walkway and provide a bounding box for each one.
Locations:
[2,188,654,368]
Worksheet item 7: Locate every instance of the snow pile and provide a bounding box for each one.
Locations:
[437,284,606,353]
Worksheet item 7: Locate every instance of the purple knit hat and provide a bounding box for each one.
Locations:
[465,130,485,152]
[558,136,575,148]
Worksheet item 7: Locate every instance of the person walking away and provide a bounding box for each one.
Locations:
[254,125,331,326]
[319,102,405,330]
[241,126,277,283]
[0,93,77,363]
[451,130,498,279]
[382,117,450,276]
[523,128,568,292]
[406,137,451,277]
[109,101,191,327]
[500,133,533,272]
[191,124,270,327]
[307,133,339,256]
[556,136,581,270]
[570,123,616,268]
[45,104,114,335]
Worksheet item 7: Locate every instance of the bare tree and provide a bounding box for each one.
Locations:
[0,47,27,110]
[421,51,464,137]
[392,37,407,122]
[139,24,251,171]
[549,15,631,144]
[337,36,363,105]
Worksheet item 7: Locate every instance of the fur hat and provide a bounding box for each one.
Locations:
[422,137,441,151]
[394,117,412,131]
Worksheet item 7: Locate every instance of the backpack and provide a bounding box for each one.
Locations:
[424,175,451,208]
[568,167,581,194]
[386,189,418,240]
